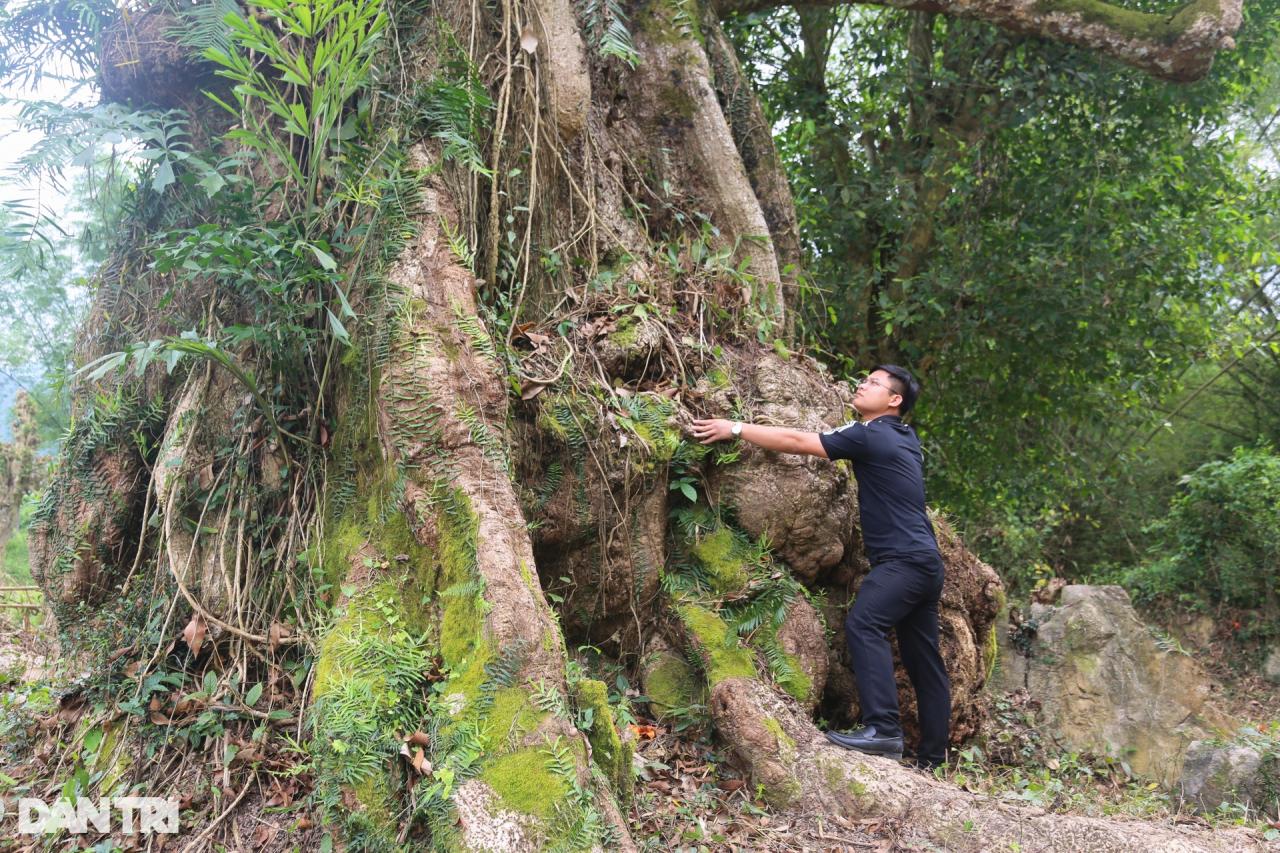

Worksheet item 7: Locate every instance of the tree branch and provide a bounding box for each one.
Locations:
[714,0,1244,82]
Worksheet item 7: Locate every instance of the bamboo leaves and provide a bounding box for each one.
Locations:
[203,0,388,210]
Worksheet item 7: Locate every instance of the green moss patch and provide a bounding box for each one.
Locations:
[689,526,750,594]
[481,748,570,820]
[640,0,705,48]
[644,653,706,719]
[1036,0,1221,44]
[762,716,795,753]
[677,603,756,685]
[776,656,813,704]
[574,678,635,804]
[482,687,545,749]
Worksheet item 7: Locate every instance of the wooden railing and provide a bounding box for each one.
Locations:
[0,585,42,631]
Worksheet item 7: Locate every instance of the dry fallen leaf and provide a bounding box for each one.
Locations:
[182,613,208,657]
[407,730,431,747]
[107,644,134,663]
[519,24,538,53]
[520,380,549,400]
[269,621,292,651]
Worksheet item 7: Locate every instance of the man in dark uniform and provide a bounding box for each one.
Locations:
[690,365,949,769]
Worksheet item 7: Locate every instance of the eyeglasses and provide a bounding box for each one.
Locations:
[856,376,896,393]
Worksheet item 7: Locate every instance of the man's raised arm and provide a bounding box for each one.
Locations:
[690,418,829,458]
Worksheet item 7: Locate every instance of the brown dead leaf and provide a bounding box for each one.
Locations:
[520,380,549,400]
[519,24,538,53]
[107,644,135,663]
[717,779,745,792]
[269,621,292,651]
[407,730,430,748]
[252,824,278,846]
[182,613,208,657]
[265,779,294,808]
[57,694,87,726]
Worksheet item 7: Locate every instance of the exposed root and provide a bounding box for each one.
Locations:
[709,675,1270,852]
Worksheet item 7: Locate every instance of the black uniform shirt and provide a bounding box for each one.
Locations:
[817,415,939,564]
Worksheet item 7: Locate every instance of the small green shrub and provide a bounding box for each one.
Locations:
[1125,446,1280,627]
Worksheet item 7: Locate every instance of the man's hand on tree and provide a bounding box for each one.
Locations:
[689,418,829,458]
[691,418,736,444]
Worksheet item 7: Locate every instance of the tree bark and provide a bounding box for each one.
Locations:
[714,0,1244,82]
[21,0,1268,848]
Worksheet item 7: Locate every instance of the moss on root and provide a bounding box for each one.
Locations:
[689,526,749,595]
[574,678,635,805]
[482,687,545,750]
[774,655,813,704]
[311,579,430,849]
[644,651,706,720]
[640,0,705,48]
[676,602,756,685]
[1036,0,1223,44]
[481,748,570,820]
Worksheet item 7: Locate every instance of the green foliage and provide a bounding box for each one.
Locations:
[728,3,1280,576]
[203,0,388,206]
[576,0,639,67]
[1,495,38,585]
[414,61,494,175]
[666,507,814,699]
[1123,446,1280,625]
[313,598,431,785]
[0,0,112,90]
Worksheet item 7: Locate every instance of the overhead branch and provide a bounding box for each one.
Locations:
[713,0,1244,82]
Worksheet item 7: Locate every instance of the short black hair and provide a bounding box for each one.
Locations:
[875,364,920,415]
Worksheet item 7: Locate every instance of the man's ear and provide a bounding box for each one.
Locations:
[889,393,903,411]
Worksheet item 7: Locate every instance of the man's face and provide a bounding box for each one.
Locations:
[853,369,902,413]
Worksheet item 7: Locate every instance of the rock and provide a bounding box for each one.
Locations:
[998,585,1236,786]
[1179,739,1279,811]
[1262,647,1280,685]
[1182,615,1216,649]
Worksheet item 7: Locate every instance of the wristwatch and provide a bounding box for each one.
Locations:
[730,421,743,437]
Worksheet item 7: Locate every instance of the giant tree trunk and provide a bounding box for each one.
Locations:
[24,0,1260,849]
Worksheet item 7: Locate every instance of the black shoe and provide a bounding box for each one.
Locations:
[901,756,943,774]
[824,726,904,760]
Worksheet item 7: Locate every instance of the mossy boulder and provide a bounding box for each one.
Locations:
[1179,738,1280,812]
[999,585,1237,786]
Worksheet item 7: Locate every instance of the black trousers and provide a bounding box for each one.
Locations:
[844,553,951,765]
